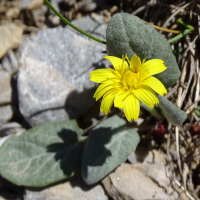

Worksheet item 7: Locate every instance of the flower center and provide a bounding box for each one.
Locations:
[122,70,140,90]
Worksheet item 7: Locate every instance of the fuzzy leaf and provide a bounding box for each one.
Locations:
[158,95,187,126]
[82,115,140,185]
[106,13,180,88]
[0,120,83,187]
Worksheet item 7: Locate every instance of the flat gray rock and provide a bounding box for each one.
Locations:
[24,177,108,200]
[18,19,107,126]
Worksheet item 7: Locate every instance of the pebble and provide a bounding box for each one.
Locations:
[2,50,18,74]
[0,70,12,104]
[0,23,23,59]
[0,105,15,126]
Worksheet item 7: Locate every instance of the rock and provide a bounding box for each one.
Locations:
[50,0,63,14]
[0,105,15,125]
[103,150,179,200]
[6,7,20,19]
[68,16,107,42]
[21,0,44,10]
[74,0,106,12]
[24,177,108,200]
[0,71,12,104]
[128,146,166,164]
[2,50,18,74]
[18,20,107,126]
[0,122,26,137]
[0,23,23,59]
[48,15,60,26]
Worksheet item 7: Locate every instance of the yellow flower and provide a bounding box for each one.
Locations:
[90,54,167,121]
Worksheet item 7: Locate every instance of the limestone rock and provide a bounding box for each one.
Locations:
[0,23,23,59]
[103,148,180,200]
[24,177,108,200]
[103,163,178,200]
[18,23,107,126]
[0,105,14,126]
[0,71,12,104]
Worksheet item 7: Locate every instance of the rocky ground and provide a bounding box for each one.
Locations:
[0,0,200,199]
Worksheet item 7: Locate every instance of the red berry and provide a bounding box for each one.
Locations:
[154,124,166,136]
[190,123,200,135]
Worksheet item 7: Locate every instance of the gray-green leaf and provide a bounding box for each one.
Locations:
[0,120,83,187]
[106,12,180,88]
[82,115,140,185]
[158,95,187,126]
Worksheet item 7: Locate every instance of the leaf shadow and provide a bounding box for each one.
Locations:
[82,125,126,179]
[46,128,82,178]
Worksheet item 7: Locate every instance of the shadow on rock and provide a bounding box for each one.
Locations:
[65,87,96,119]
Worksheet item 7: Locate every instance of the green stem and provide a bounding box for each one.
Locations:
[140,103,162,120]
[44,0,106,45]
[79,136,88,142]
[177,19,194,30]
[168,29,192,44]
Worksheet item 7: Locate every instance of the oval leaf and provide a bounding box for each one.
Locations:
[106,13,180,88]
[82,115,140,185]
[0,120,83,187]
[158,95,187,126]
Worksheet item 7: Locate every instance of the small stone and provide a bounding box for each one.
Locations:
[5,7,20,19]
[81,2,97,12]
[0,122,26,137]
[91,12,104,23]
[21,0,44,10]
[0,105,14,125]
[50,0,63,14]
[48,15,60,26]
[0,23,23,59]
[18,21,107,126]
[24,177,108,200]
[2,50,18,74]
[0,71,12,104]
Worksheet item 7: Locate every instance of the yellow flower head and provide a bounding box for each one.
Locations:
[90,54,167,121]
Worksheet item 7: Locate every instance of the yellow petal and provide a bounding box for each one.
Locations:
[134,85,159,107]
[103,56,129,74]
[141,59,167,80]
[100,89,118,114]
[114,90,129,109]
[130,54,141,73]
[123,94,140,121]
[140,77,167,96]
[90,68,115,83]
[94,81,113,100]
